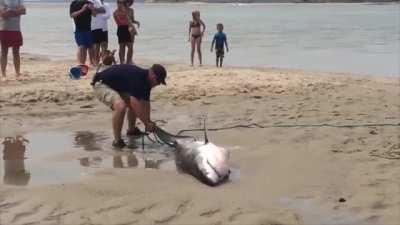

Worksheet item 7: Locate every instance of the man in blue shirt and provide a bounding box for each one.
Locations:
[92,64,167,148]
[211,23,229,67]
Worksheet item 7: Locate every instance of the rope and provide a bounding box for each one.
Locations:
[176,122,400,135]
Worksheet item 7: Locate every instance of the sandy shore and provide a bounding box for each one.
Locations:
[0,55,399,225]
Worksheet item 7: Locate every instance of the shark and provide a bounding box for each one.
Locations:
[154,120,230,186]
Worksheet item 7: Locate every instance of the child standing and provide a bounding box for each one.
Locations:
[125,0,140,64]
[113,0,132,64]
[211,23,229,67]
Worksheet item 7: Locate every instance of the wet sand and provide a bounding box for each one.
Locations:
[0,55,399,225]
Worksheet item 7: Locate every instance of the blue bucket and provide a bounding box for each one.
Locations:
[69,66,82,80]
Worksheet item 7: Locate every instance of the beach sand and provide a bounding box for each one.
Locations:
[0,55,399,225]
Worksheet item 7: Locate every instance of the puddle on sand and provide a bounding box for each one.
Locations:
[0,131,177,186]
[1,131,240,186]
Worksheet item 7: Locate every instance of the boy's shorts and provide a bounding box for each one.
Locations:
[74,31,93,48]
[93,82,130,110]
[216,48,224,58]
[0,31,23,47]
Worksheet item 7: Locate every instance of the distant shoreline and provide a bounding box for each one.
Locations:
[144,0,399,3]
[23,0,400,3]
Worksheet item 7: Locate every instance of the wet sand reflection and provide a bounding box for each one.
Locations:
[2,136,30,186]
[0,131,179,186]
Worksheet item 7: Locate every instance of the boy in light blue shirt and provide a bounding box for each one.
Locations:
[211,23,229,67]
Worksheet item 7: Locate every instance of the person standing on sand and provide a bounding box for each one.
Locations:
[125,0,140,64]
[188,10,205,67]
[70,0,104,66]
[91,0,111,66]
[114,0,133,64]
[91,64,167,148]
[0,0,26,81]
[211,23,229,67]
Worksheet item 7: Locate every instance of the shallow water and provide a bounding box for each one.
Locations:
[0,131,239,186]
[0,132,178,186]
[22,2,399,76]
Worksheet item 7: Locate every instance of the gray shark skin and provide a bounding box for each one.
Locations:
[174,139,230,186]
[154,121,230,186]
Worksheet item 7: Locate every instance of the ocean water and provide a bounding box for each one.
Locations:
[22,2,399,76]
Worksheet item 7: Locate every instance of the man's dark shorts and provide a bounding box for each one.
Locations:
[216,48,224,58]
[92,29,108,44]
[75,31,93,48]
[93,82,130,110]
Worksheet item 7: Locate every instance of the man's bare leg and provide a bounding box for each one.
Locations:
[112,99,127,141]
[93,43,100,66]
[1,45,8,79]
[12,46,21,78]
[78,46,87,65]
[127,108,137,132]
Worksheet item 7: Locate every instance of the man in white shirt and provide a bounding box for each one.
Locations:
[91,0,110,66]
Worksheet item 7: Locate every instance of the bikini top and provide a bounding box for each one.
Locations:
[114,10,129,26]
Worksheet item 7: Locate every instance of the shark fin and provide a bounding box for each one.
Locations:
[204,117,209,144]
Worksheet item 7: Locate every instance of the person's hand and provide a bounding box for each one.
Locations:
[87,3,95,10]
[16,5,26,15]
[145,121,156,133]
[82,4,89,10]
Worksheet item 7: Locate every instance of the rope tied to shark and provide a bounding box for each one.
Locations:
[175,122,400,135]
[140,121,400,147]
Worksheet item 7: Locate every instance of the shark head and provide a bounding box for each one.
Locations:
[195,142,230,186]
[193,118,230,186]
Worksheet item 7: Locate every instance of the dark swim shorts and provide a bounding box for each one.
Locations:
[216,48,224,58]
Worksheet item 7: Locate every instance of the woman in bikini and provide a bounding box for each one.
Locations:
[188,10,205,67]
[113,0,132,64]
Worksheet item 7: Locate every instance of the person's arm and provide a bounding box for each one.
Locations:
[130,8,140,28]
[133,19,140,28]
[129,97,154,131]
[113,10,119,25]
[200,19,206,37]
[101,4,111,19]
[16,5,25,15]
[1,5,26,17]
[89,3,105,17]
[141,100,150,124]
[225,35,229,52]
[70,3,88,18]
[0,4,7,18]
[188,22,191,42]
[210,36,215,52]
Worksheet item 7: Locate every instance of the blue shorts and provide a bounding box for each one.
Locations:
[74,31,93,48]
